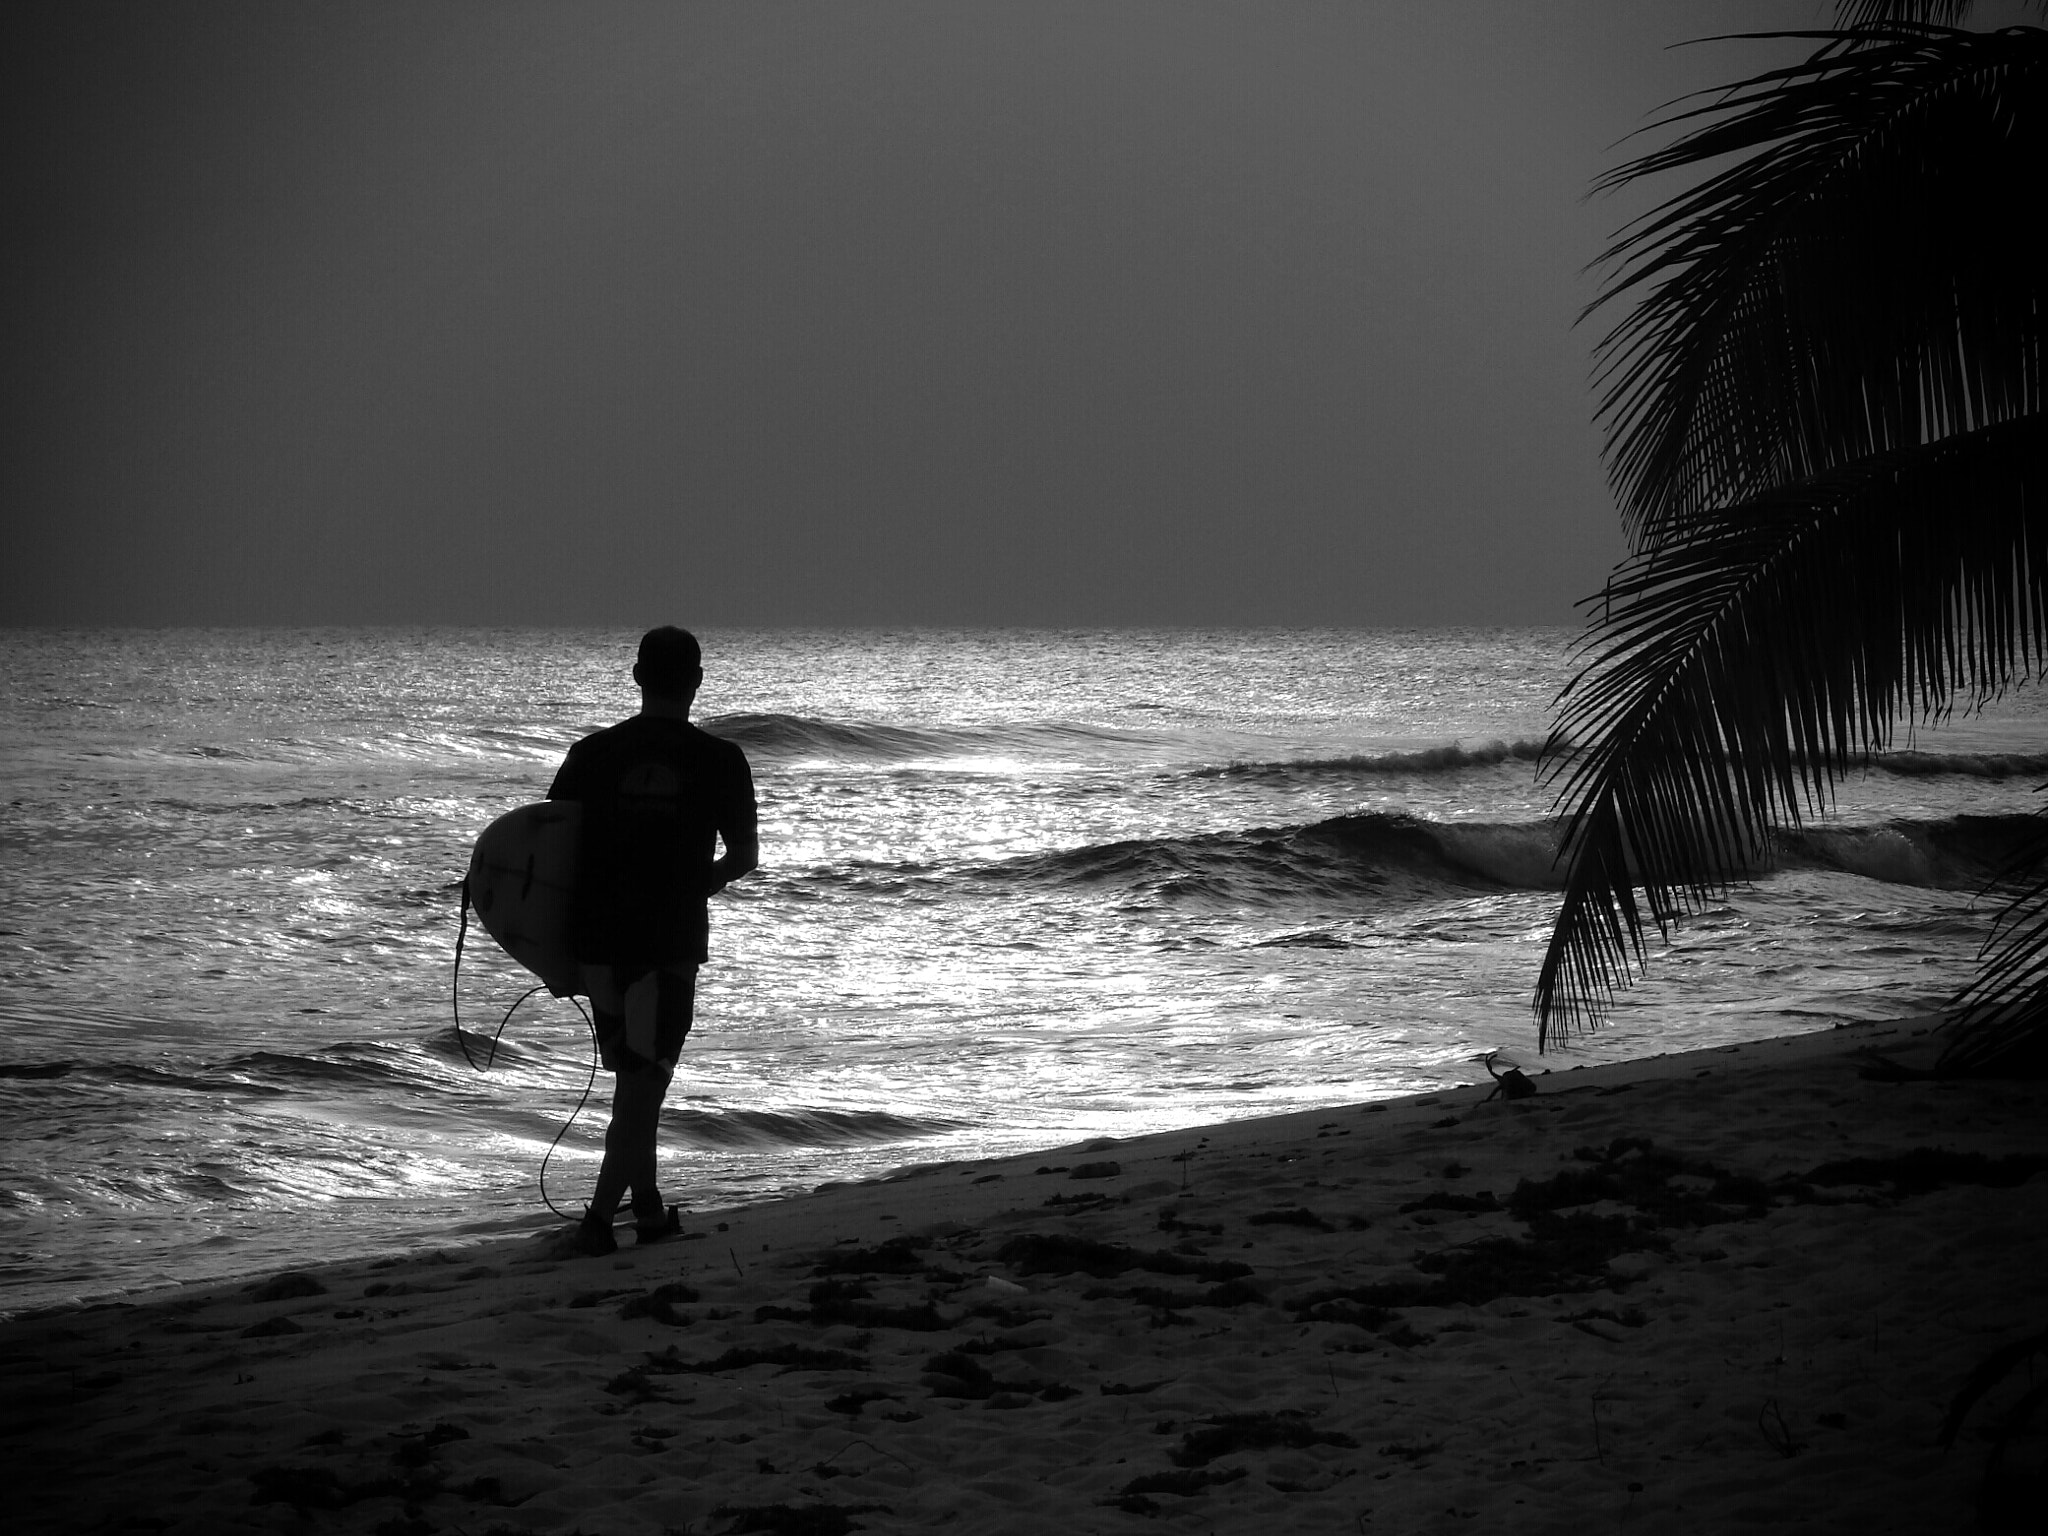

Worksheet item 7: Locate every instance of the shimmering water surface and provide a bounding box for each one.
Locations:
[1,627,2040,1315]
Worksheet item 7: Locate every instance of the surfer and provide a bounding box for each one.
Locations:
[547,626,759,1255]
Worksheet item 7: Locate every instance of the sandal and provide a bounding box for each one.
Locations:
[566,1211,618,1257]
[635,1204,682,1245]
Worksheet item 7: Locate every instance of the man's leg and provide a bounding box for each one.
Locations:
[590,1063,667,1227]
[583,964,696,1237]
[624,964,696,1229]
[572,964,637,1250]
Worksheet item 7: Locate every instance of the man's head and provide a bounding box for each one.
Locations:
[632,626,703,701]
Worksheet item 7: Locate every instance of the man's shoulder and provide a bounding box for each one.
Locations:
[566,716,635,751]
[575,715,748,765]
[692,722,751,762]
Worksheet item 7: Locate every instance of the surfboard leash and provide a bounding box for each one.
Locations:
[536,1014,599,1223]
[451,875,531,1071]
[451,873,602,1222]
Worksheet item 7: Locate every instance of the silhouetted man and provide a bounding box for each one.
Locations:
[548,626,758,1255]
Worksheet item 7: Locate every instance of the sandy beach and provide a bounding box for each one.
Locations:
[6,1016,2044,1535]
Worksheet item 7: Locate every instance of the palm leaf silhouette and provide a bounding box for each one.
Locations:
[1538,11,2048,1066]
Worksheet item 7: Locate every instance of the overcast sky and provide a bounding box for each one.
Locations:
[6,1,1853,628]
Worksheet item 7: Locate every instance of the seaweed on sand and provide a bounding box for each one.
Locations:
[994,1233,1251,1281]
[1293,1208,1667,1316]
[711,1502,887,1534]
[1171,1410,1359,1467]
[755,1278,952,1332]
[648,1343,871,1375]
[811,1236,929,1275]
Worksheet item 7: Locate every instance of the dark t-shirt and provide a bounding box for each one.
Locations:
[546,714,756,965]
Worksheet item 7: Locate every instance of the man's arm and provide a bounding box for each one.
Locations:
[710,830,759,895]
[546,739,586,802]
[708,749,759,895]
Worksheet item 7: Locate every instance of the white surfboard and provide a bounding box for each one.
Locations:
[466,800,581,997]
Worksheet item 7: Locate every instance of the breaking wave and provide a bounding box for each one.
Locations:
[1863,749,2048,781]
[1193,739,1548,781]
[961,809,2040,906]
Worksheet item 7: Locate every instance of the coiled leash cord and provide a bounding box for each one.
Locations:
[451,877,598,1222]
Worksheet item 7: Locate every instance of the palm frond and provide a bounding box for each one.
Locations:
[1835,2,2048,30]
[1589,24,2048,547]
[1537,416,2048,1045]
[1941,810,2048,1072]
[1835,2,1982,27]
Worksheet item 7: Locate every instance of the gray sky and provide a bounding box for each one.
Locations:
[5,1,1841,627]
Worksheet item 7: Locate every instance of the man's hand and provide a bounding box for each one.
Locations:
[708,832,760,896]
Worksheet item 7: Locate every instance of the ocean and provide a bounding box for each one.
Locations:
[1,626,2040,1318]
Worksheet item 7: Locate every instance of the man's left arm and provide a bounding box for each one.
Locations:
[708,749,759,896]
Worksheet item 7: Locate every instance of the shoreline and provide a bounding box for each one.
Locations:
[8,1014,2045,1534]
[0,1013,1899,1325]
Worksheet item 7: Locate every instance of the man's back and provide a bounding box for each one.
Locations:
[549,714,755,964]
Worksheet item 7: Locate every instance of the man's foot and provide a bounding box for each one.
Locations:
[634,1204,682,1245]
[567,1211,618,1257]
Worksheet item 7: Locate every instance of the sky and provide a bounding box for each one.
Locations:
[4,1,1858,628]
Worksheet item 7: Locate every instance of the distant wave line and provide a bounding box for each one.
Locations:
[704,712,1164,764]
[944,809,2040,905]
[1193,739,1548,780]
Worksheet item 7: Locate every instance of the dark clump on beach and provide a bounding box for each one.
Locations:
[619,1280,701,1324]
[1399,1190,1503,1215]
[245,1270,328,1302]
[1290,1292,1403,1333]
[1170,1410,1360,1467]
[811,1237,929,1275]
[247,1421,475,1516]
[1799,1148,2048,1196]
[1103,1413,1355,1511]
[1103,1279,1267,1311]
[1109,1464,1249,1512]
[391,1422,469,1468]
[653,1343,873,1376]
[249,1464,360,1511]
[1247,1206,1336,1230]
[919,1347,1076,1403]
[239,1314,306,1338]
[711,1501,886,1535]
[1510,1138,1771,1226]
[1516,1138,2048,1218]
[603,1366,673,1404]
[824,1387,901,1417]
[995,1233,1253,1281]
[1417,1211,1666,1307]
[756,1279,953,1332]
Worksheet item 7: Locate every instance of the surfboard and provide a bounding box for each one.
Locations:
[466,800,582,997]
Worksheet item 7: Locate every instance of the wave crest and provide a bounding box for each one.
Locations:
[1193,738,1548,782]
[979,812,1568,906]
[969,809,2040,906]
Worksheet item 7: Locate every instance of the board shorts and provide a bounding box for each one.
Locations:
[581,963,698,1075]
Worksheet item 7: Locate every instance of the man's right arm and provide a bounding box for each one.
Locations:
[547,740,587,802]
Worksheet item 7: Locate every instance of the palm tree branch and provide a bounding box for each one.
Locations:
[1586,24,2048,546]
[1941,805,2048,1070]
[1834,3,2035,30]
[1537,414,2048,1044]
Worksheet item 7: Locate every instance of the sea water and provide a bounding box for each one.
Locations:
[1,627,2040,1316]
